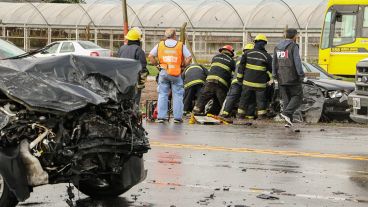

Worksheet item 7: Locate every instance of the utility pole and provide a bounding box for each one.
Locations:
[122,0,128,39]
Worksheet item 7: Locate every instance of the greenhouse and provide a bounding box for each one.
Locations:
[0,0,327,62]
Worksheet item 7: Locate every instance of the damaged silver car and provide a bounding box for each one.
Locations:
[0,54,149,207]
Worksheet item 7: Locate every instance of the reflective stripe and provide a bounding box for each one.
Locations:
[236,60,240,65]
[247,51,268,60]
[237,108,246,114]
[248,56,266,62]
[246,63,266,71]
[184,79,204,88]
[237,73,243,78]
[211,62,231,72]
[231,79,238,84]
[243,80,266,88]
[185,65,202,75]
[267,71,272,79]
[246,116,255,119]
[258,110,267,115]
[207,75,229,88]
[222,111,229,115]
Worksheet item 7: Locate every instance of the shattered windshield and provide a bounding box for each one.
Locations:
[0,39,26,59]
[303,62,331,79]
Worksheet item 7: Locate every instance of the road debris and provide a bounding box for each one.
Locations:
[271,188,286,194]
[256,194,280,200]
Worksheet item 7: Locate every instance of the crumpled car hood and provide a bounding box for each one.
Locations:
[0,55,140,113]
[309,79,355,91]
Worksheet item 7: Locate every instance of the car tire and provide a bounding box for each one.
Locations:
[0,174,19,207]
[74,176,131,199]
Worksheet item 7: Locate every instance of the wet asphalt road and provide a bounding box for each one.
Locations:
[18,121,368,207]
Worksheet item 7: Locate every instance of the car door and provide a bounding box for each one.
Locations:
[58,42,76,56]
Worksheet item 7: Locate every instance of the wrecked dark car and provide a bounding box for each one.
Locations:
[291,62,355,123]
[0,55,150,207]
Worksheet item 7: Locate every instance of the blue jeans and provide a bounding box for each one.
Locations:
[158,70,184,120]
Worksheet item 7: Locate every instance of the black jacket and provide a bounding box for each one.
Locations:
[207,53,236,88]
[182,64,208,89]
[272,39,305,85]
[117,43,148,74]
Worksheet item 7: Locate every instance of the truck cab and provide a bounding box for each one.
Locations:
[319,0,368,76]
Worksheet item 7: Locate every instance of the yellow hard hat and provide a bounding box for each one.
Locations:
[254,34,268,42]
[243,43,254,50]
[125,28,142,41]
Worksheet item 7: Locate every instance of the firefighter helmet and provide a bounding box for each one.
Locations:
[219,45,234,53]
[219,45,234,57]
[254,34,268,42]
[125,27,142,41]
[243,43,254,50]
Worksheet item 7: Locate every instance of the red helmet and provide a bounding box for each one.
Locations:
[219,45,234,56]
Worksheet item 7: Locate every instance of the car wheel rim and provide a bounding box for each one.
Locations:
[0,174,4,198]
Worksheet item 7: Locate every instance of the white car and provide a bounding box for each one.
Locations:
[34,41,111,58]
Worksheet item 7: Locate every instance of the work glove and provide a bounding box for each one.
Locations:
[137,70,149,89]
[267,79,274,86]
[299,76,307,83]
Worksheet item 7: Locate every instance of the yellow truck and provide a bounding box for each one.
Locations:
[319,0,368,76]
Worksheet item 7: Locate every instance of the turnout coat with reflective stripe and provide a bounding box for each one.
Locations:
[182,64,208,89]
[237,49,272,89]
[207,53,236,88]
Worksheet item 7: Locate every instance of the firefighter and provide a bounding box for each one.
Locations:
[117,27,148,107]
[221,43,254,118]
[237,34,273,119]
[182,64,208,114]
[193,45,236,115]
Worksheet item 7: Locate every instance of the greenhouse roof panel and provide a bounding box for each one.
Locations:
[0,0,326,29]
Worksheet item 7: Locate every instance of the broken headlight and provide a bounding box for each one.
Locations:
[328,90,343,98]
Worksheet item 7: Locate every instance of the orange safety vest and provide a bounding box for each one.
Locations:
[157,40,184,77]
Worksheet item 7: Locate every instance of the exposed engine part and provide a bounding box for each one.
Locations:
[0,112,9,130]
[70,125,81,141]
[29,124,55,150]
[0,104,16,117]
[0,55,150,202]
[19,140,49,187]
